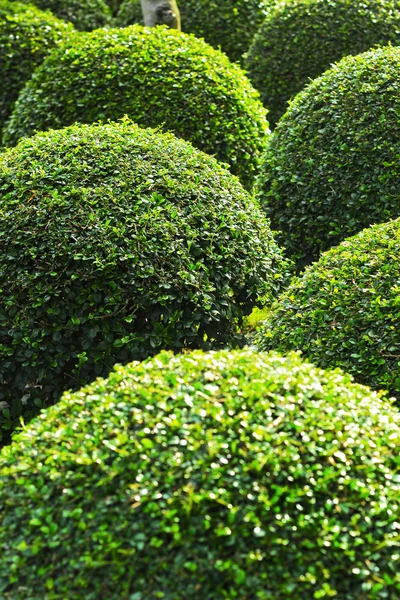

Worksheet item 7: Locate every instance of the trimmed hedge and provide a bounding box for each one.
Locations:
[18,0,112,31]
[115,0,273,64]
[0,1,73,140]
[0,120,287,443]
[258,218,400,401]
[4,25,269,189]
[245,0,400,125]
[256,45,400,269]
[1,348,399,598]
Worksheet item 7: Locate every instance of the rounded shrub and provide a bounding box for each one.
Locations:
[0,1,73,140]
[3,25,269,189]
[19,0,112,31]
[245,0,400,126]
[1,348,399,599]
[0,119,287,442]
[256,45,400,269]
[115,0,273,64]
[258,218,400,401]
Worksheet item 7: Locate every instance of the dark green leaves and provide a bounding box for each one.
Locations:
[0,120,287,442]
[245,0,400,125]
[256,45,400,268]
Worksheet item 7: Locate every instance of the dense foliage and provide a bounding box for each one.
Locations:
[115,0,273,63]
[256,45,400,268]
[4,25,269,189]
[245,0,400,125]
[1,349,399,598]
[258,218,400,401]
[17,0,112,30]
[0,1,73,140]
[0,120,286,443]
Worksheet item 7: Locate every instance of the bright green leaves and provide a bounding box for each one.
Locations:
[4,24,269,190]
[0,348,399,598]
[258,218,400,402]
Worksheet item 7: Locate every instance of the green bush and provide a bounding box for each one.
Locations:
[106,0,124,16]
[114,0,142,24]
[245,0,400,126]
[4,25,269,189]
[115,0,273,64]
[0,119,287,443]
[256,45,400,269]
[258,218,400,401]
[1,348,399,599]
[18,0,112,30]
[0,1,73,140]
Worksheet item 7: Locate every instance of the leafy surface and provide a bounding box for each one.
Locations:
[246,0,400,125]
[258,218,400,401]
[0,349,399,599]
[115,0,275,63]
[256,45,400,268]
[4,24,269,189]
[0,120,286,442]
[0,0,73,139]
[17,0,112,30]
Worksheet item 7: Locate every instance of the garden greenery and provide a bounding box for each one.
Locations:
[258,218,400,401]
[115,0,273,63]
[0,120,287,443]
[0,0,73,139]
[0,349,399,598]
[245,0,400,125]
[3,24,269,189]
[18,0,112,30]
[256,45,400,268]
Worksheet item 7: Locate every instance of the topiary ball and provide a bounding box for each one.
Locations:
[17,0,112,31]
[3,25,269,189]
[256,45,400,269]
[0,119,287,443]
[0,0,73,140]
[1,348,399,599]
[245,0,400,126]
[115,0,273,64]
[257,218,400,401]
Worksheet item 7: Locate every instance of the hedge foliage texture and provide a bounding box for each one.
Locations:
[17,0,112,30]
[0,349,399,598]
[0,120,286,442]
[258,218,400,402]
[115,0,273,63]
[256,45,400,268]
[3,25,269,189]
[0,1,73,139]
[245,0,400,125]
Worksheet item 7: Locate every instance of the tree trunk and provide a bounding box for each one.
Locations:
[140,0,181,30]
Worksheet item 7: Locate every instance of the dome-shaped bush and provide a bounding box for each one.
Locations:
[18,0,112,30]
[1,348,399,598]
[115,0,273,64]
[0,1,73,140]
[245,0,400,125]
[3,25,269,189]
[0,120,287,443]
[258,218,400,400]
[256,45,400,269]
